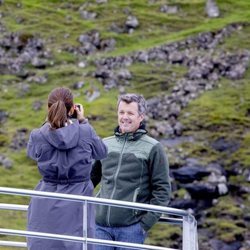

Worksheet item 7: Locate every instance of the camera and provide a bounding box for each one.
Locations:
[71,104,81,119]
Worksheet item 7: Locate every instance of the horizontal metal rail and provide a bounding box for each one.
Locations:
[0,187,189,217]
[0,240,26,248]
[0,187,198,250]
[0,229,177,250]
[0,203,183,225]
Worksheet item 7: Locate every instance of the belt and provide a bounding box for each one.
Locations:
[43,177,89,184]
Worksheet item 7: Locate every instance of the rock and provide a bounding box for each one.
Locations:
[160,5,178,14]
[217,183,228,195]
[170,199,197,209]
[205,0,220,18]
[211,137,240,153]
[85,88,100,102]
[31,57,48,69]
[209,239,242,250]
[95,67,113,79]
[78,61,86,68]
[135,51,148,63]
[96,0,108,3]
[77,31,115,54]
[171,166,210,183]
[184,183,222,199]
[100,38,116,51]
[10,128,28,150]
[2,157,13,169]
[125,15,139,29]
[17,82,30,97]
[0,154,13,169]
[117,69,132,80]
[32,100,43,111]
[72,81,85,89]
[80,10,97,20]
[0,110,8,123]
[168,51,185,64]
[226,64,247,79]
[27,75,47,84]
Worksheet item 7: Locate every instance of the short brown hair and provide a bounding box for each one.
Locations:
[117,93,147,116]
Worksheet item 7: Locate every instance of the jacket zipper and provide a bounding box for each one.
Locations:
[132,187,140,202]
[106,134,128,226]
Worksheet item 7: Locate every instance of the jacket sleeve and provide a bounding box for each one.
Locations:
[26,131,39,161]
[87,124,108,160]
[140,143,171,231]
[91,160,102,188]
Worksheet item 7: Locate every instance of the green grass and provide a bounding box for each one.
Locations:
[181,77,250,129]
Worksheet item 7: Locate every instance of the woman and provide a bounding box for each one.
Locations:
[27,87,107,250]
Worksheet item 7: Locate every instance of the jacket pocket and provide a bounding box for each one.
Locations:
[133,187,140,215]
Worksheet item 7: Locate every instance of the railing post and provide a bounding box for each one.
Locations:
[82,200,88,250]
[182,215,198,250]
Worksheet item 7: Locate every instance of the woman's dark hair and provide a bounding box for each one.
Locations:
[47,87,73,129]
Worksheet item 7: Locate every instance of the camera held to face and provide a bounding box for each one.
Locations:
[71,104,81,119]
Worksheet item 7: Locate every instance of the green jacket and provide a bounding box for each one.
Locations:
[91,126,171,231]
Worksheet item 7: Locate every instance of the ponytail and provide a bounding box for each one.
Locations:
[47,100,67,129]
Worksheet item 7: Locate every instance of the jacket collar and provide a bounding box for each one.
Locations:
[114,123,147,141]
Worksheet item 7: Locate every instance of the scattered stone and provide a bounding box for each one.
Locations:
[205,0,220,18]
[32,100,43,111]
[117,69,132,80]
[211,137,240,153]
[160,5,179,14]
[0,110,8,124]
[125,15,139,30]
[10,128,29,150]
[17,82,30,97]
[185,182,222,199]
[0,154,13,169]
[71,30,116,55]
[96,0,108,3]
[72,81,85,89]
[171,166,210,183]
[78,61,86,68]
[80,10,97,20]
[85,88,100,102]
[209,239,242,250]
[27,75,47,84]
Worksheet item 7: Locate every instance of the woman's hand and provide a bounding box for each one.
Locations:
[74,103,87,123]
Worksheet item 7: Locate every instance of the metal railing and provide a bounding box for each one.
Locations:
[0,187,198,250]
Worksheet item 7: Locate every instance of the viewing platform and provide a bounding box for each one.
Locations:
[0,187,199,250]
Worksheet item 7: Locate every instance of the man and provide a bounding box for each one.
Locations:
[91,93,171,249]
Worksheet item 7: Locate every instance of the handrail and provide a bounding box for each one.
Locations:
[0,203,183,225]
[0,229,176,250]
[0,187,188,216]
[0,187,198,250]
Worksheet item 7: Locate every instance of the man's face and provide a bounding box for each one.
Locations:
[118,101,144,133]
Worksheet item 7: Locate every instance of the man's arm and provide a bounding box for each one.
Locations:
[140,142,171,231]
[91,160,102,188]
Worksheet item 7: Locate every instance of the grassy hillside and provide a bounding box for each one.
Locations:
[0,0,250,249]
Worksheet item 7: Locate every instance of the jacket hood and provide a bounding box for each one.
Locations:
[40,121,80,150]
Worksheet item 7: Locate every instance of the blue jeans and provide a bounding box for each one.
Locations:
[96,222,147,250]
